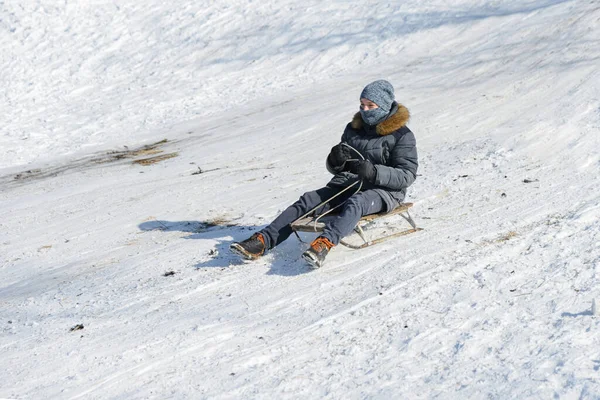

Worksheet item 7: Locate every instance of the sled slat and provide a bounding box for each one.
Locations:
[340,227,423,249]
[290,202,415,233]
[291,218,327,232]
[359,202,413,223]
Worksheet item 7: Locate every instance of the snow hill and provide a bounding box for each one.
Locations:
[1,0,599,398]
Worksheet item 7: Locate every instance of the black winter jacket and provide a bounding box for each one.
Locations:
[326,102,418,212]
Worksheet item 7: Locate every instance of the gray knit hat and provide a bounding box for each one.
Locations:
[360,80,395,113]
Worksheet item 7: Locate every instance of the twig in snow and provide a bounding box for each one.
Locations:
[192,166,223,175]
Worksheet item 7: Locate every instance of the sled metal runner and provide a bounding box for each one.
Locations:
[291,202,422,249]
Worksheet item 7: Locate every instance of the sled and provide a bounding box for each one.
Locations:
[291,202,422,249]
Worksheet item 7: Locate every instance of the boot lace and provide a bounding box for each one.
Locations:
[311,237,335,252]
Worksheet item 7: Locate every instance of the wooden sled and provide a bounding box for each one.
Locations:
[291,202,423,249]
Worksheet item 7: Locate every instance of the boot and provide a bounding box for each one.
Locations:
[302,236,335,269]
[230,233,266,260]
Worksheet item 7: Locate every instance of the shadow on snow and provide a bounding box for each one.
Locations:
[138,220,317,276]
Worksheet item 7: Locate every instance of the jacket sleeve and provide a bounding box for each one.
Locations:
[325,127,350,175]
[373,130,418,190]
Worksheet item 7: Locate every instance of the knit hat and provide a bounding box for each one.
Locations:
[360,80,395,113]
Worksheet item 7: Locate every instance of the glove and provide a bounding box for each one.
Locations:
[348,160,377,182]
[328,144,351,168]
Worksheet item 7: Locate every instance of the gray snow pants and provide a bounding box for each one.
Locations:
[260,186,386,249]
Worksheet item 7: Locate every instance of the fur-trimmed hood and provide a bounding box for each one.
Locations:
[350,103,410,136]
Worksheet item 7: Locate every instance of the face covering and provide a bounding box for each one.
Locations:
[360,107,389,126]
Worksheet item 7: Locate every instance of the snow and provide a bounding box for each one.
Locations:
[1,0,599,398]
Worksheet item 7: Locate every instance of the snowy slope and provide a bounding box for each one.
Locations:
[1,0,600,399]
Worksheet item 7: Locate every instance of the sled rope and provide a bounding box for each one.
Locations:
[312,143,365,229]
[293,143,365,233]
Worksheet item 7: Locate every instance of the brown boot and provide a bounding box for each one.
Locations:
[302,236,335,269]
[230,233,266,260]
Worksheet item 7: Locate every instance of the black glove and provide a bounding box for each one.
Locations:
[348,160,377,182]
[328,144,351,168]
